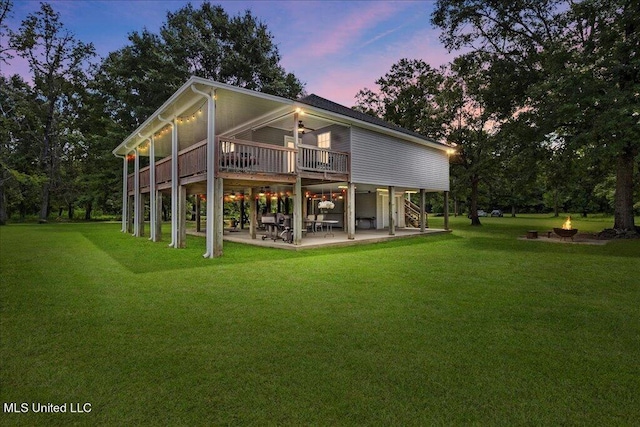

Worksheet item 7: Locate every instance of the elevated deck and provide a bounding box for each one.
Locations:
[128,137,349,195]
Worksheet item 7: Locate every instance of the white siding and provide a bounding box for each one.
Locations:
[350,128,449,191]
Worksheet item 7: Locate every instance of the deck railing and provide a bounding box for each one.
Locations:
[179,140,207,178]
[299,144,349,174]
[217,137,296,175]
[139,167,150,188]
[155,157,171,184]
[127,138,350,192]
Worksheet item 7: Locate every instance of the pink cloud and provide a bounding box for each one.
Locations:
[300,26,457,107]
[284,1,406,64]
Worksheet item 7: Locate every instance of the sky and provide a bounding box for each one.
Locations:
[2,0,455,107]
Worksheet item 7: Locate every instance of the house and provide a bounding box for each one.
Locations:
[112,76,451,257]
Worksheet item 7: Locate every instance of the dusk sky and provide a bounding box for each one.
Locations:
[2,0,455,107]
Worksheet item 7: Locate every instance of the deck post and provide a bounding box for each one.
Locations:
[155,190,162,241]
[444,191,450,230]
[292,111,302,245]
[293,177,302,245]
[177,185,187,248]
[249,187,257,239]
[139,194,146,237]
[347,182,355,239]
[121,155,128,232]
[420,189,426,232]
[191,86,217,258]
[127,194,134,234]
[239,193,246,229]
[195,195,201,232]
[388,186,395,236]
[133,148,140,237]
[149,136,157,241]
[213,177,224,257]
[158,114,178,248]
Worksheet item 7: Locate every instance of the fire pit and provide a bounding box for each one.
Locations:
[554,217,578,241]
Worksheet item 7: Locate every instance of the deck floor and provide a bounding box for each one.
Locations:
[188,227,450,250]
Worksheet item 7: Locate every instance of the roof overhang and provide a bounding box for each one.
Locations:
[112,76,295,156]
[291,102,449,152]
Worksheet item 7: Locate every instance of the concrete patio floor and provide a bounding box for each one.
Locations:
[188,227,450,250]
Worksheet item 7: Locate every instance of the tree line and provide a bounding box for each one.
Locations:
[0,1,303,224]
[1,0,638,234]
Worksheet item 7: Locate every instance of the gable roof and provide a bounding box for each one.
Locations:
[297,94,447,148]
[114,76,450,156]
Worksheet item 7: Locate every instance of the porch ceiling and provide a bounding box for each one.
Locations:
[113,77,296,156]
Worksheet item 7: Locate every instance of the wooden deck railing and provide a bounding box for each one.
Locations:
[179,140,207,178]
[299,144,349,174]
[155,157,171,184]
[217,137,296,175]
[127,138,350,193]
[139,167,150,188]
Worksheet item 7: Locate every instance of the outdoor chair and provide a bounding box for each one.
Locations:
[315,214,324,232]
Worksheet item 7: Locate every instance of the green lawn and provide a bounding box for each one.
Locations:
[1,215,639,425]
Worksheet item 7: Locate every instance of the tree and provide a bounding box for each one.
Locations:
[433,0,640,234]
[94,2,304,133]
[0,0,12,64]
[354,55,504,225]
[355,59,450,139]
[10,2,95,221]
[92,29,180,131]
[0,75,46,223]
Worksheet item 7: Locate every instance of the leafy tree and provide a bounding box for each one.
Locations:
[355,55,503,225]
[91,29,181,131]
[0,0,12,64]
[433,0,640,234]
[491,116,547,216]
[9,2,95,221]
[0,75,46,223]
[354,59,450,139]
[94,2,304,133]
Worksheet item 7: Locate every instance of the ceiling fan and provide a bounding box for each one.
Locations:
[297,120,315,135]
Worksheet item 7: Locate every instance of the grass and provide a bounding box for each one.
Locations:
[1,215,639,425]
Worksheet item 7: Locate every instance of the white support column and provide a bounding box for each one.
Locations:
[133,148,140,237]
[293,111,300,169]
[191,86,217,258]
[171,120,178,247]
[292,111,303,245]
[149,136,157,241]
[420,189,426,232]
[159,115,177,247]
[347,182,355,239]
[388,185,395,236]
[121,155,128,232]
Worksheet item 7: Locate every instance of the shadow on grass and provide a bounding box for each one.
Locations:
[81,225,459,274]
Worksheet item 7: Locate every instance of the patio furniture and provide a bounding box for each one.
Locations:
[321,220,339,237]
[306,214,316,233]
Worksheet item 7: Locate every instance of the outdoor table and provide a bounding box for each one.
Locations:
[321,220,339,237]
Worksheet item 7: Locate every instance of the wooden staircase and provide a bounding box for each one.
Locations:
[404,199,422,228]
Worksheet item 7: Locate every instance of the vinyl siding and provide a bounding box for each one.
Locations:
[350,128,449,191]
